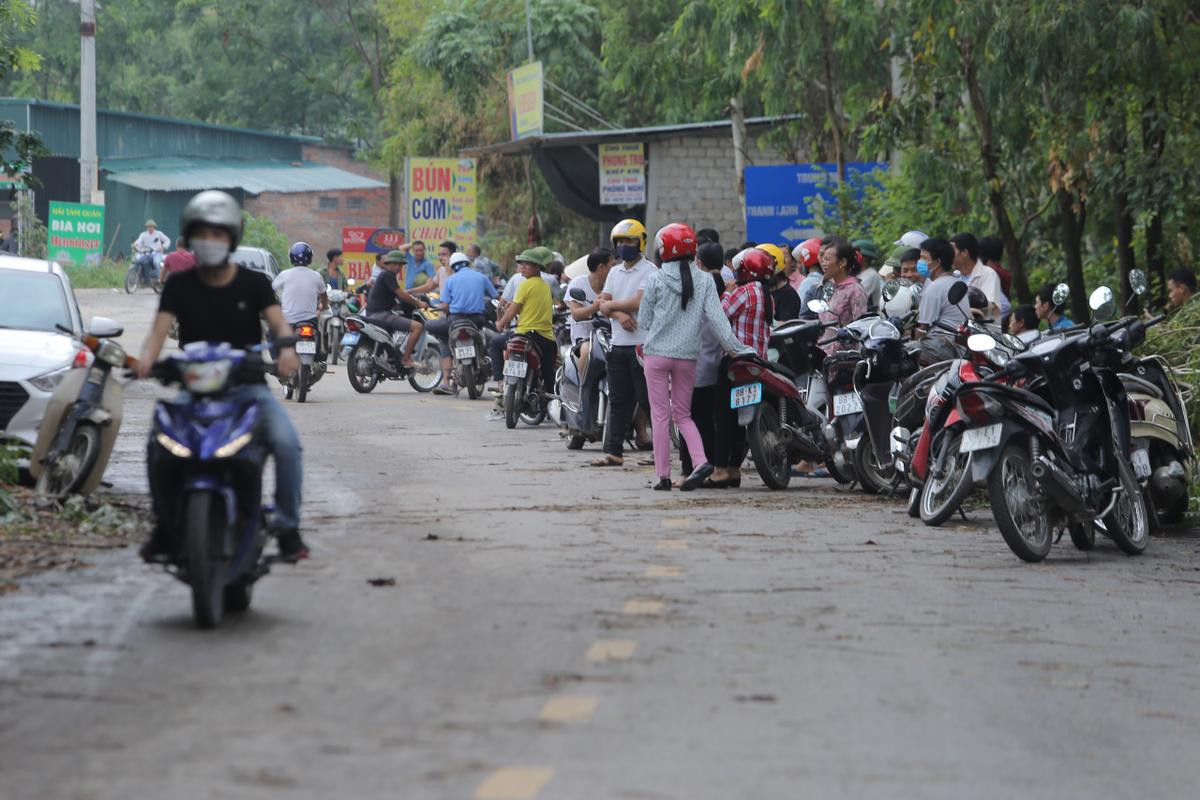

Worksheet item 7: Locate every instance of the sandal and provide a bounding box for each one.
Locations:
[589,455,624,467]
[652,478,672,491]
[636,457,656,466]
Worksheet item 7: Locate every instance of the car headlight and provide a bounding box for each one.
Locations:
[28,365,73,392]
[155,432,193,458]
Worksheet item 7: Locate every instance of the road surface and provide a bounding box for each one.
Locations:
[1,289,1199,799]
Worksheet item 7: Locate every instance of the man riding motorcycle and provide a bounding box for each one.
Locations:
[273,242,329,358]
[364,249,430,368]
[133,218,171,284]
[488,248,557,418]
[135,191,309,563]
[426,252,499,394]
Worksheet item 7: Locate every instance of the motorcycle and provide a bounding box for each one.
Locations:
[280,320,325,402]
[320,289,349,365]
[125,248,163,294]
[502,331,548,429]
[450,316,491,399]
[958,286,1160,561]
[560,288,614,449]
[341,311,442,394]
[849,312,921,495]
[29,317,131,501]
[146,343,278,629]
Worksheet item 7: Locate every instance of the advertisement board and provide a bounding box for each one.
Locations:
[599,143,646,206]
[47,201,105,266]
[743,162,887,246]
[342,226,406,254]
[506,61,544,140]
[405,157,477,244]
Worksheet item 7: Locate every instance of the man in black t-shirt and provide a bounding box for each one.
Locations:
[137,190,309,563]
[365,249,430,368]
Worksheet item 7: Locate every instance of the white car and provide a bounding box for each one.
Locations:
[0,256,87,452]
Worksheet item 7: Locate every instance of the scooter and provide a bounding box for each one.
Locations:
[320,289,349,365]
[340,311,443,394]
[559,292,614,449]
[280,319,326,402]
[502,331,548,429]
[29,317,132,501]
[450,316,491,399]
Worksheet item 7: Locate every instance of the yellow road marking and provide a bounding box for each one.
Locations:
[661,517,693,529]
[538,695,599,723]
[657,539,688,549]
[645,565,683,578]
[474,767,554,799]
[623,598,664,616]
[586,639,638,661]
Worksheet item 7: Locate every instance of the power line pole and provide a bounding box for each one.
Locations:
[524,0,534,63]
[80,0,97,203]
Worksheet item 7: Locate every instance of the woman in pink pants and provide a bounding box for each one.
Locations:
[638,223,754,491]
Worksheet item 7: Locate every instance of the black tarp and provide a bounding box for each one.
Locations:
[531,144,644,224]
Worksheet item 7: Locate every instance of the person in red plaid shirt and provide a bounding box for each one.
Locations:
[721,249,774,358]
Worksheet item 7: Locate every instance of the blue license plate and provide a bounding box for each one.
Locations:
[730,382,763,409]
[340,331,360,347]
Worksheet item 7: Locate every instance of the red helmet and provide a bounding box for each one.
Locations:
[736,249,775,284]
[793,237,821,269]
[654,222,697,261]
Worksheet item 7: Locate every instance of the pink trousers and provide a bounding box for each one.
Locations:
[643,354,707,480]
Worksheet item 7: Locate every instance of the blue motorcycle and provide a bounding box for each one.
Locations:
[149,342,276,628]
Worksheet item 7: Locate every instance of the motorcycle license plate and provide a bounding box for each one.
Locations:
[730,382,763,409]
[295,340,317,354]
[960,423,1002,453]
[1131,448,1151,479]
[833,392,863,416]
[504,359,528,378]
[455,345,476,360]
[340,332,360,347]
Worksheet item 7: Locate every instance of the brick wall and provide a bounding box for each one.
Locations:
[647,131,788,246]
[302,144,388,182]
[245,186,390,257]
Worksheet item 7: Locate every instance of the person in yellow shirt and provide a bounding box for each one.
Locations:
[488,248,557,417]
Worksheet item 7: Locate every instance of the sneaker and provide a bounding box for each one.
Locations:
[485,408,505,422]
[433,384,454,396]
[275,529,310,563]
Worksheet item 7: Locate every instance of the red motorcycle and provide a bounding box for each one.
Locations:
[501,332,548,429]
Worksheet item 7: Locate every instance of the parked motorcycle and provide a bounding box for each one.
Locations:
[280,320,325,402]
[560,289,614,449]
[450,316,491,399]
[146,343,279,628]
[320,289,349,365]
[29,317,132,501]
[850,313,921,494]
[502,331,548,429]
[341,311,442,394]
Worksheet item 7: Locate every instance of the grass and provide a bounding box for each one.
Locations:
[65,260,131,289]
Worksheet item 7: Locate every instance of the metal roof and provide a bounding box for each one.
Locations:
[102,157,387,194]
[459,114,806,156]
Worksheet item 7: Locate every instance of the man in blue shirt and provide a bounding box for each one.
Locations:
[426,252,499,394]
[403,240,437,290]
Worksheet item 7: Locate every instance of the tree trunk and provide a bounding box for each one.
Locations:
[1147,212,1166,307]
[959,38,1030,302]
[1056,188,1089,324]
[1142,97,1168,307]
[730,96,748,213]
[819,16,846,185]
[1109,120,1137,310]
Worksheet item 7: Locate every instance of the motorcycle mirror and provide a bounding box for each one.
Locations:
[347,278,356,287]
[807,298,830,315]
[882,279,900,302]
[947,281,968,305]
[1052,283,1070,308]
[88,316,124,338]
[1002,333,1027,353]
[967,333,997,353]
[1089,286,1116,321]
[569,287,588,302]
[1129,268,1148,296]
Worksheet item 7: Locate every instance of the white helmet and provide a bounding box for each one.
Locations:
[449,252,472,272]
[894,230,928,250]
[883,281,918,319]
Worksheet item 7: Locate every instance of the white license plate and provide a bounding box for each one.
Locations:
[340,332,360,346]
[296,340,317,354]
[503,359,528,378]
[1131,448,1151,479]
[730,382,763,409]
[960,423,1002,453]
[455,345,476,359]
[833,392,863,416]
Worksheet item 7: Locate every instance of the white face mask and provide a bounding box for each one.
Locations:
[192,239,230,268]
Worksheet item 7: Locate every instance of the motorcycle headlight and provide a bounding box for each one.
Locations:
[96,340,128,368]
[155,432,192,458]
[181,359,233,394]
[213,432,253,459]
[985,348,1011,368]
[28,365,73,392]
[328,290,346,303]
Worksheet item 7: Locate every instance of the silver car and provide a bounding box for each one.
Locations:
[0,256,86,452]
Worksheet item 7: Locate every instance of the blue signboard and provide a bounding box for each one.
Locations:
[744,162,887,246]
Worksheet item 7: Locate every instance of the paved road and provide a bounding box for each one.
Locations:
[2,289,1200,799]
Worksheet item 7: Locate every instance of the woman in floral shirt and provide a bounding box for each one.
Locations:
[818,241,869,355]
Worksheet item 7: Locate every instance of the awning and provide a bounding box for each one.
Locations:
[101,156,387,194]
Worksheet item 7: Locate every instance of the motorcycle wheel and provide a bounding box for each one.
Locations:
[1104,455,1150,555]
[347,345,378,394]
[853,438,894,495]
[520,386,546,427]
[297,365,311,403]
[1069,522,1095,551]
[463,364,480,400]
[328,331,339,365]
[186,491,226,629]
[987,442,1052,562]
[124,266,139,294]
[919,431,973,527]
[152,277,162,295]
[567,432,586,450]
[35,423,102,500]
[906,486,921,518]
[504,383,521,429]
[408,344,443,393]
[223,581,253,613]
[748,403,791,490]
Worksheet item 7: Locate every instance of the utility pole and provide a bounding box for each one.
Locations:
[80,0,98,203]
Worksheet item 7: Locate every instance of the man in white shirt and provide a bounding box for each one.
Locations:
[272,243,328,355]
[567,247,614,379]
[133,219,172,283]
[593,219,655,466]
[951,232,1004,322]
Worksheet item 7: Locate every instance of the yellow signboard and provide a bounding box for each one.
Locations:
[507,61,544,140]
[406,157,477,244]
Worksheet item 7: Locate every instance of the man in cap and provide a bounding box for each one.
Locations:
[133,218,172,284]
[487,247,557,419]
[852,239,882,312]
[365,249,431,368]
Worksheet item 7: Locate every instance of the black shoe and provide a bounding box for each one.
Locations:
[275,529,310,563]
[680,463,715,492]
[652,478,672,491]
[139,534,172,564]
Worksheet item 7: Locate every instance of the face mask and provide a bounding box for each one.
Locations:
[616,244,641,263]
[916,259,929,278]
[193,239,230,268]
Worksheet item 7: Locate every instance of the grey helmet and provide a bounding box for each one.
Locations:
[180,190,244,249]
